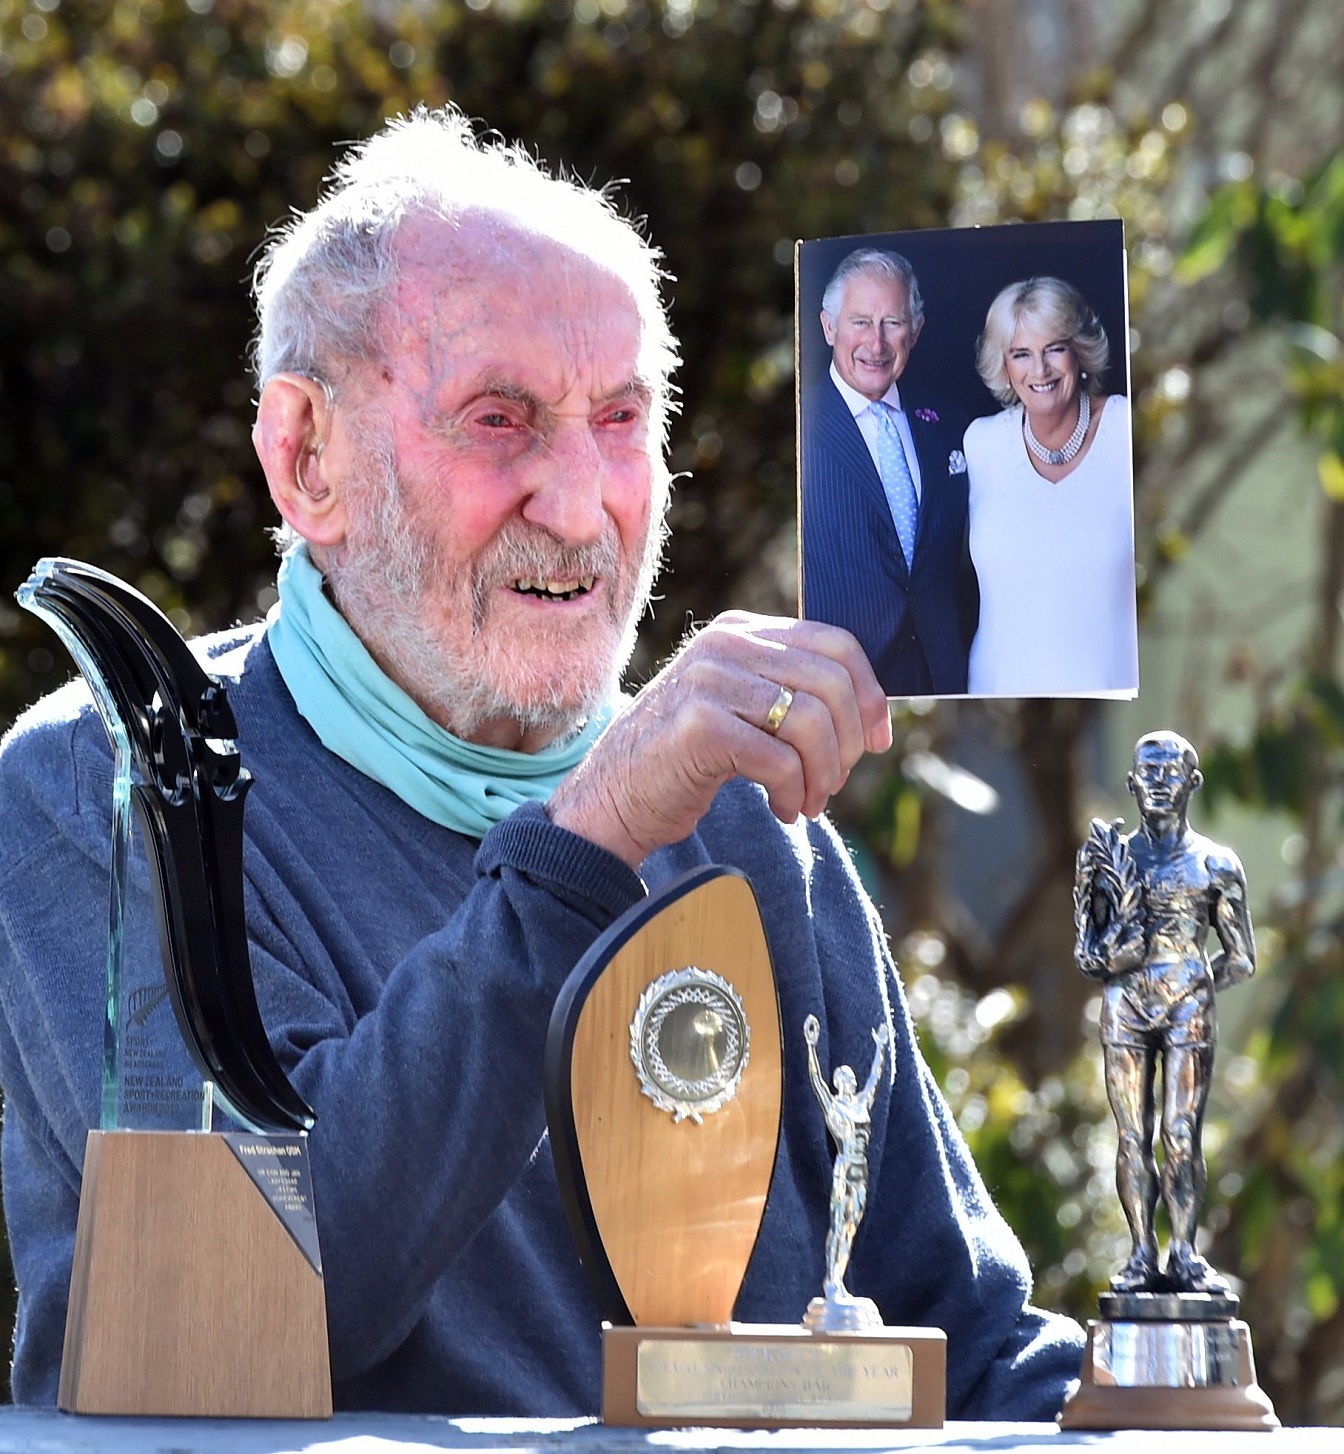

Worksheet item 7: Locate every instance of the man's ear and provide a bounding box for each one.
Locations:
[910,314,925,350]
[252,373,347,548]
[820,310,837,347]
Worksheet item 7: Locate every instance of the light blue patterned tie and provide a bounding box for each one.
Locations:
[871,401,918,567]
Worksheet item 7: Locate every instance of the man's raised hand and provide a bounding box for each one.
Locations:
[546,612,892,867]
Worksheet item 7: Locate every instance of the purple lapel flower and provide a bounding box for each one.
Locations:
[914,407,939,423]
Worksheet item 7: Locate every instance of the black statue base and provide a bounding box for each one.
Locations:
[1099,1288,1240,1322]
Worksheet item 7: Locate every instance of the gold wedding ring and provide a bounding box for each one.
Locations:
[763,685,795,736]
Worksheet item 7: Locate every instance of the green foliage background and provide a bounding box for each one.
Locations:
[1,0,1341,1423]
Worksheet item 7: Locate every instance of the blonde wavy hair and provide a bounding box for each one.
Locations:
[975,276,1109,408]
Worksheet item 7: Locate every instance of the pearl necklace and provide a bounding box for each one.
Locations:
[1024,389,1090,466]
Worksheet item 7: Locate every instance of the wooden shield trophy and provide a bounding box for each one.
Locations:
[19,559,331,1419]
[545,865,944,1428]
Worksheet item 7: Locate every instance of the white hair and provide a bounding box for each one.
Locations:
[251,106,679,447]
[820,248,924,330]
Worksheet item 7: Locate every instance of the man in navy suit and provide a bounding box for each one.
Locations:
[801,248,978,695]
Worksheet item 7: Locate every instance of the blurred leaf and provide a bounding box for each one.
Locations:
[1173,179,1255,284]
[1318,450,1344,501]
[890,785,922,869]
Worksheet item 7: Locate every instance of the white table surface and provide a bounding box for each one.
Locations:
[0,1410,1318,1454]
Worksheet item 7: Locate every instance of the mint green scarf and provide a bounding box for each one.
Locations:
[265,544,615,838]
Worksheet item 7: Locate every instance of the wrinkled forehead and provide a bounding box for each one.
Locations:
[389,210,643,353]
[384,212,645,386]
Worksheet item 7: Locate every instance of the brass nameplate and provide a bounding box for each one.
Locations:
[635,1336,914,1422]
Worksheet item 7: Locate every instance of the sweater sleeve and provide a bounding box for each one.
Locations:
[229,801,647,1381]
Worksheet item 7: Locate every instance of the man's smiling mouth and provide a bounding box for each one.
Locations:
[512,575,596,601]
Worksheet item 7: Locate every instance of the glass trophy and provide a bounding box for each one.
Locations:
[1059,729,1277,1430]
[72,646,211,1134]
[18,558,331,1419]
[545,864,945,1428]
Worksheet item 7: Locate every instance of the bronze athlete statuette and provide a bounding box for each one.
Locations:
[1061,729,1277,1430]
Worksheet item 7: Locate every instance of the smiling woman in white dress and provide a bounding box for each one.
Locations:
[964,277,1138,697]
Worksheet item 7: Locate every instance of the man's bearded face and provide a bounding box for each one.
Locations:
[326,411,667,744]
[320,217,669,749]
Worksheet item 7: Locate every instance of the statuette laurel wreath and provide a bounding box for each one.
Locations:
[1074,817,1146,981]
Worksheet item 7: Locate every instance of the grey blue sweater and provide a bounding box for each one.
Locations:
[0,627,1083,1415]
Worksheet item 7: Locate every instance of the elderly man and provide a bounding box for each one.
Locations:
[801,248,978,696]
[0,110,1079,1416]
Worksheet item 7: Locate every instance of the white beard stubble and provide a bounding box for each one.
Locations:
[323,412,668,744]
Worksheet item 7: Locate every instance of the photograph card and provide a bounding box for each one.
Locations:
[797,217,1137,701]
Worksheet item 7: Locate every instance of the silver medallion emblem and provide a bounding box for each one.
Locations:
[630,967,750,1123]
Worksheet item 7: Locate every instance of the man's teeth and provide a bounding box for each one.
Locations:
[512,575,596,600]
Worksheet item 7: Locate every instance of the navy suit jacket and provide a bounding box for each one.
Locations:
[801,374,978,695]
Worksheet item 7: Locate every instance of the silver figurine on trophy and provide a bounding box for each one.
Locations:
[802,1013,890,1332]
[1060,729,1277,1430]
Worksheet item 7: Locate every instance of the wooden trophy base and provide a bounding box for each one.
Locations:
[1060,1309,1278,1431]
[59,1130,332,1419]
[603,1322,946,1429]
